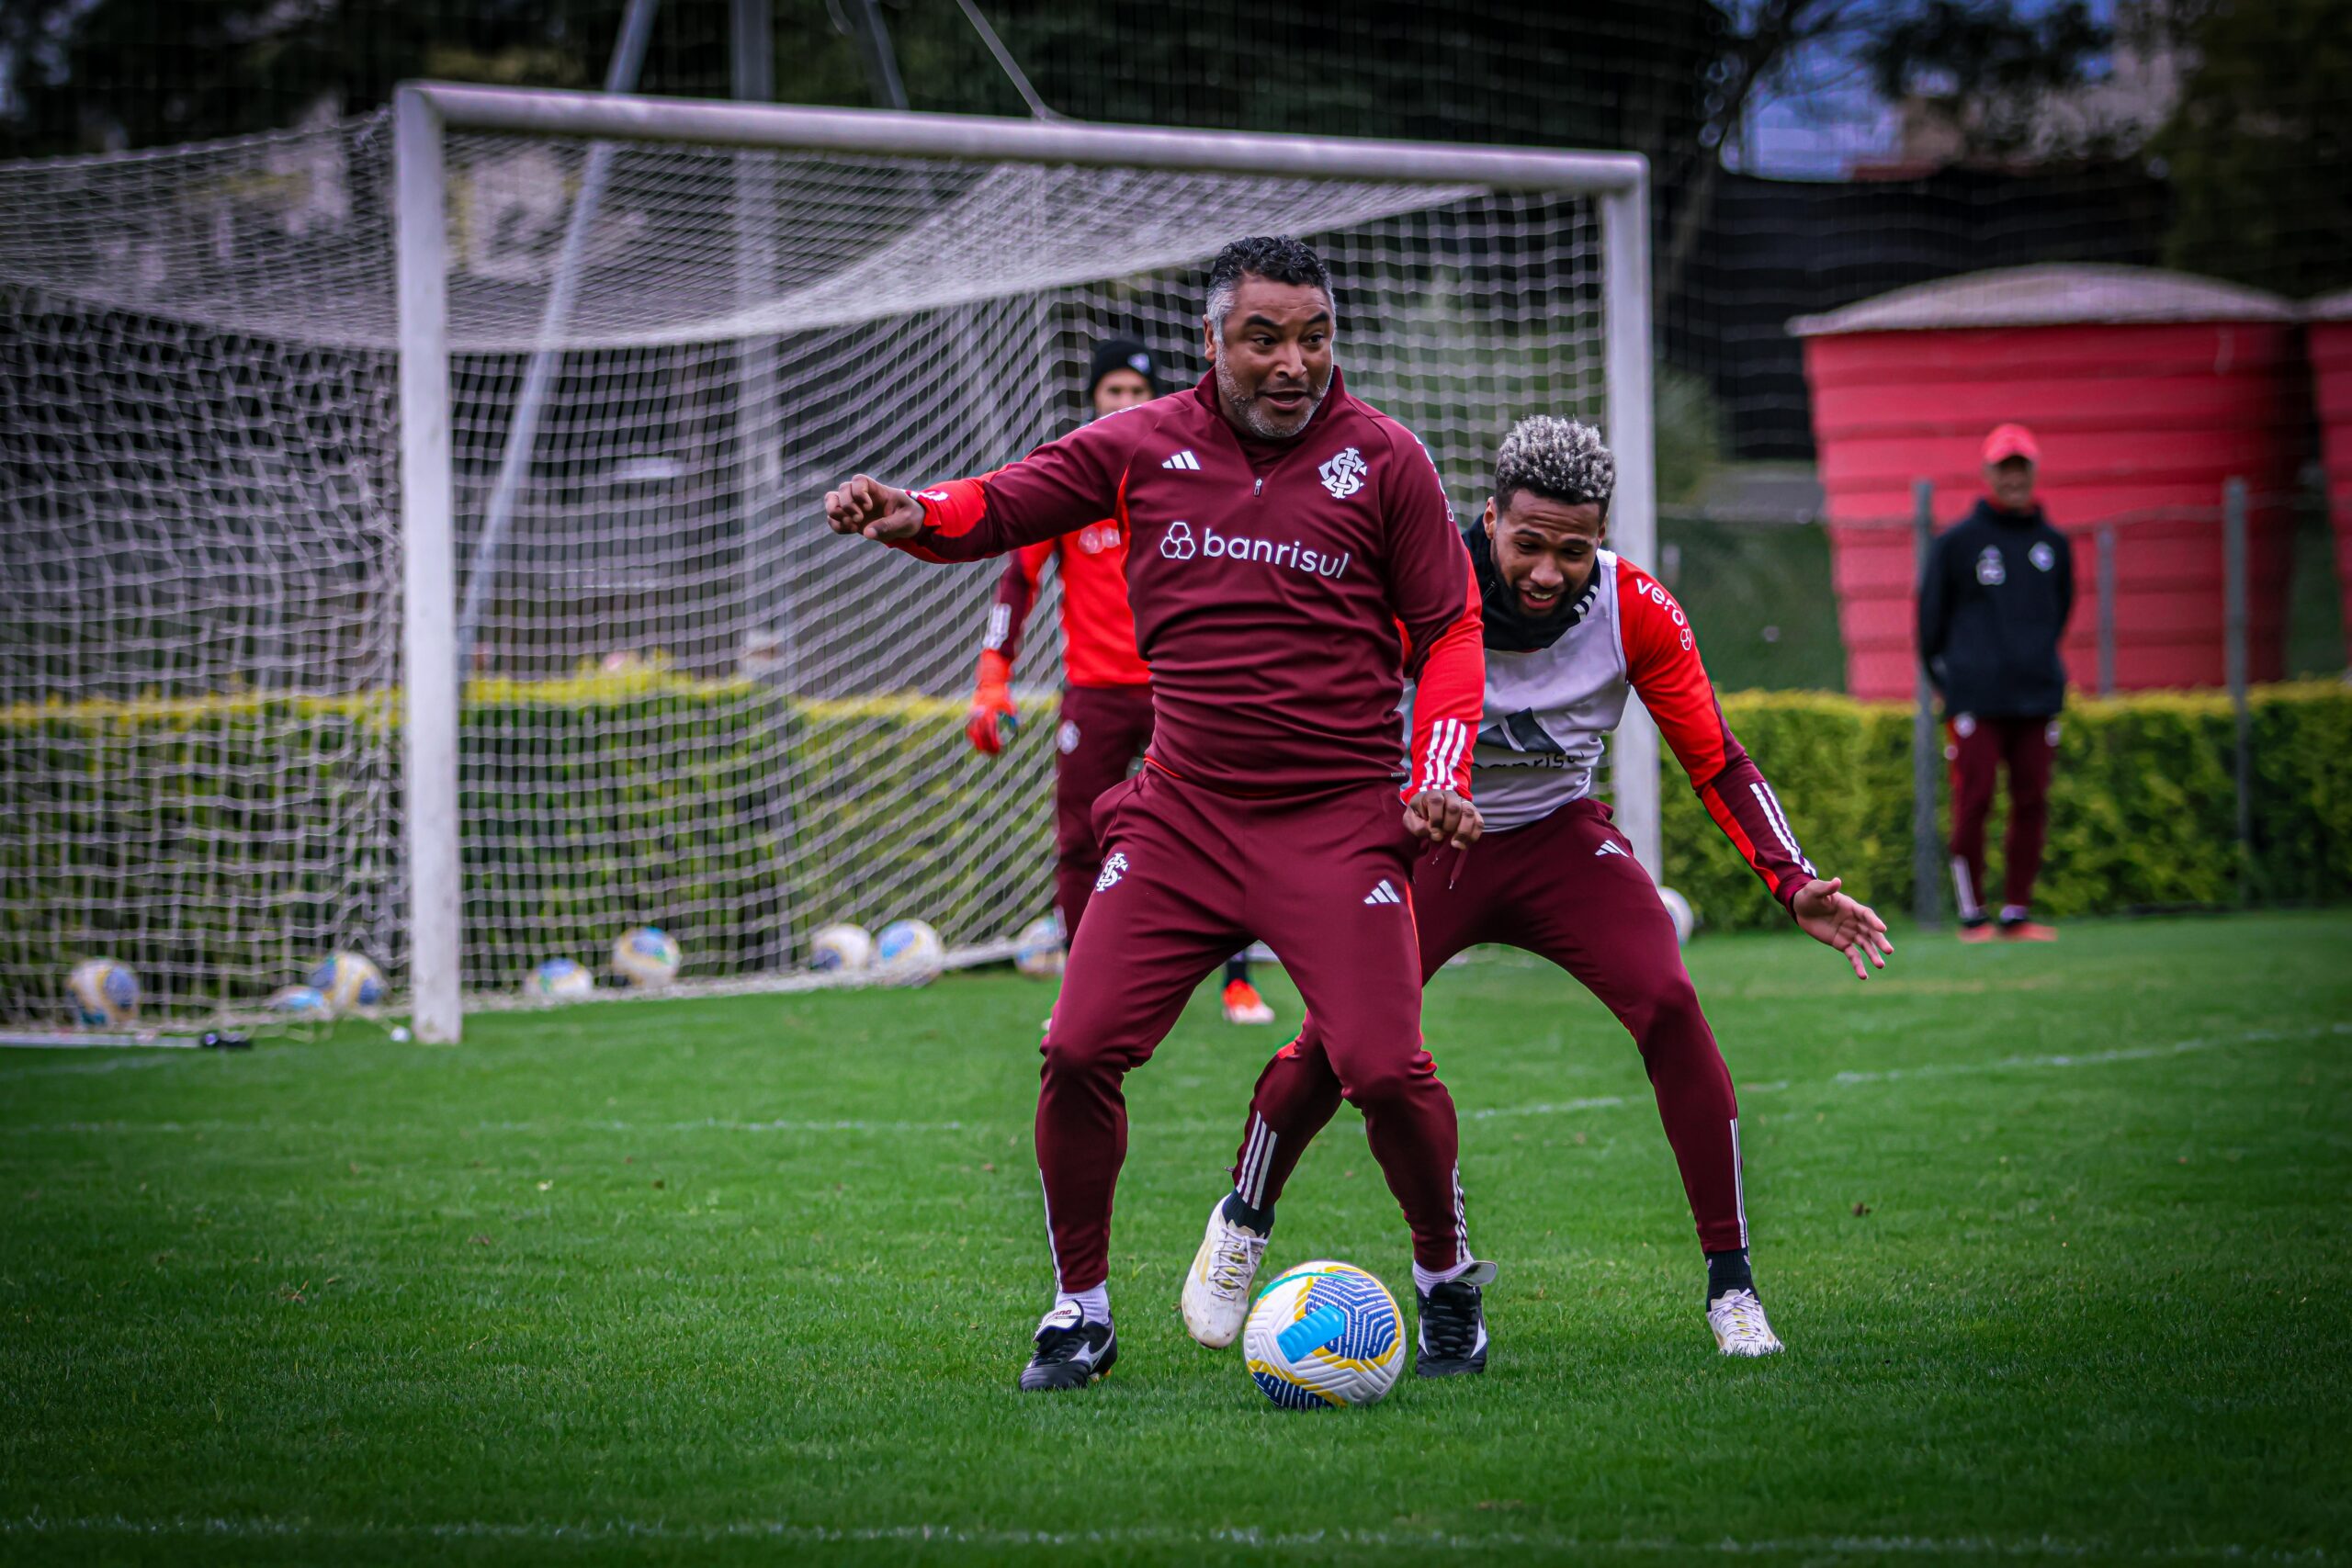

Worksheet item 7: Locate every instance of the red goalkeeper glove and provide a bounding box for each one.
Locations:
[965,650,1019,755]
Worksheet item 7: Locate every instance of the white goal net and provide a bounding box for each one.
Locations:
[0,90,1645,1033]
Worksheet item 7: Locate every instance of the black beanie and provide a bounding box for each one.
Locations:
[1087,338,1164,399]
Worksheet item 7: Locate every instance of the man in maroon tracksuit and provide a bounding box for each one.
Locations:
[824,236,1492,1392]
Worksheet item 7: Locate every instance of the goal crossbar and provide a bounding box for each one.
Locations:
[391,82,1659,1043]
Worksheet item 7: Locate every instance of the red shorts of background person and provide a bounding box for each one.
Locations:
[1229,795,1749,1255]
[1944,713,2058,921]
[1036,765,1470,1293]
[1048,683,1155,939]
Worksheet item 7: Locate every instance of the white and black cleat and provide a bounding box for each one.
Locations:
[1707,1287,1784,1357]
[1018,1303,1118,1391]
[1180,1197,1270,1348]
[1414,1261,1498,1377]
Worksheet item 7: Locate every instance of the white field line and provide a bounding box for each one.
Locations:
[3,1022,2342,1140]
[0,1516,2327,1560]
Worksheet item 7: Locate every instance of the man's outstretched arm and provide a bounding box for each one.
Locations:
[823,414,1143,564]
[1617,558,1891,978]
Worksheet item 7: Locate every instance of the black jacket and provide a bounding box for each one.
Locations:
[1917,498,2075,718]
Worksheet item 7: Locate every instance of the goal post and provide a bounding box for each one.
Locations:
[0,86,1656,1041]
[391,84,1661,1043]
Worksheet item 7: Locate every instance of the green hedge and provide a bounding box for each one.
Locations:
[1665,682,2352,933]
[6,679,2346,1005]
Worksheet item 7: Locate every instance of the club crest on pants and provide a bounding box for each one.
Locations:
[1093,851,1129,893]
[1057,719,1081,755]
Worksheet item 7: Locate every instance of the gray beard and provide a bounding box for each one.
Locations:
[1215,355,1326,442]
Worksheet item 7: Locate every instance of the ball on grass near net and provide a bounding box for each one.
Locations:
[610,926,682,988]
[1657,886,1696,948]
[266,984,334,1017]
[873,919,944,987]
[1013,914,1066,979]
[308,951,387,1016]
[530,957,594,1000]
[808,923,875,975]
[68,958,140,1027]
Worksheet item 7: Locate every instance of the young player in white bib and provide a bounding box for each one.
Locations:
[1180,416,1894,1363]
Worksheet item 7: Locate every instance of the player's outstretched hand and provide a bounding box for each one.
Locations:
[1403,787,1482,851]
[1792,875,1894,980]
[823,474,925,542]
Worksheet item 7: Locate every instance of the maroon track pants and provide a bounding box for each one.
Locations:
[1231,796,1750,1256]
[1037,766,1466,1292]
[1050,682,1156,939]
[1945,713,2058,919]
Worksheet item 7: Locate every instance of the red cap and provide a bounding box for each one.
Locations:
[1982,423,2040,465]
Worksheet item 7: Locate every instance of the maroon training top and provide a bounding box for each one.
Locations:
[897,369,1484,801]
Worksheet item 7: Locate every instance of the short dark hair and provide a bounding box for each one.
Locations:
[1494,416,1614,517]
[1204,235,1334,333]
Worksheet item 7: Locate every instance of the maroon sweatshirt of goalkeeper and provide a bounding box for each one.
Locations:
[898,369,1483,802]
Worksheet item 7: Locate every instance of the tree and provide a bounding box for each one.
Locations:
[1860,0,2110,159]
[2155,0,2352,299]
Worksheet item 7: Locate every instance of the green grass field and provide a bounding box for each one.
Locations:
[5,910,2348,1565]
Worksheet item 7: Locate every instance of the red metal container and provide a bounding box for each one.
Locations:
[2309,288,2352,663]
[1792,265,2301,700]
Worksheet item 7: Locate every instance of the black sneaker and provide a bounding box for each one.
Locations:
[1415,1262,1497,1377]
[1018,1303,1118,1392]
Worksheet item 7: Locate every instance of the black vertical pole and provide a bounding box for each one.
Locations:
[1912,479,1942,931]
[2097,522,2117,697]
[2224,478,2251,906]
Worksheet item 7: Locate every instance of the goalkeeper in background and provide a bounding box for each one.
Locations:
[965,337,1275,1026]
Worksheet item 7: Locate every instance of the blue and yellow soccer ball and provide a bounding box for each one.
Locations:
[68,958,140,1027]
[610,926,682,987]
[1012,913,1066,979]
[1243,1259,1406,1408]
[530,957,594,999]
[808,922,875,975]
[308,951,388,1015]
[266,984,334,1017]
[873,919,944,987]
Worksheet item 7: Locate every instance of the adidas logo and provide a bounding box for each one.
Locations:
[1363,878,1403,906]
[1595,841,1629,858]
[1161,449,1201,471]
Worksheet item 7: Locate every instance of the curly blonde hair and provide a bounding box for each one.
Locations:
[1494,416,1613,516]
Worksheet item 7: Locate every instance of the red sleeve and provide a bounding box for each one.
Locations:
[893,411,1146,564]
[1379,423,1481,799]
[980,538,1057,673]
[1616,558,1816,909]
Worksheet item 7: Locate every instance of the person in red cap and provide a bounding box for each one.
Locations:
[964,337,1276,1023]
[1917,423,2074,942]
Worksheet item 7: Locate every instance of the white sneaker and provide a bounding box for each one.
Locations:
[1708,1288,1785,1357]
[1179,1198,1269,1348]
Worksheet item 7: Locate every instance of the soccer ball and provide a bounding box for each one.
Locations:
[1243,1259,1406,1409]
[1013,913,1066,979]
[266,984,334,1016]
[808,922,876,975]
[531,957,594,999]
[1657,886,1696,947]
[68,958,139,1026]
[610,926,682,987]
[873,919,944,987]
[308,951,388,1015]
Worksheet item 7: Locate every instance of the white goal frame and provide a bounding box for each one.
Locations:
[392,82,1660,1043]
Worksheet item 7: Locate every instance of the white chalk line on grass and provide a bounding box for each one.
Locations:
[0,1516,2326,1560]
[5,1022,2343,1142]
